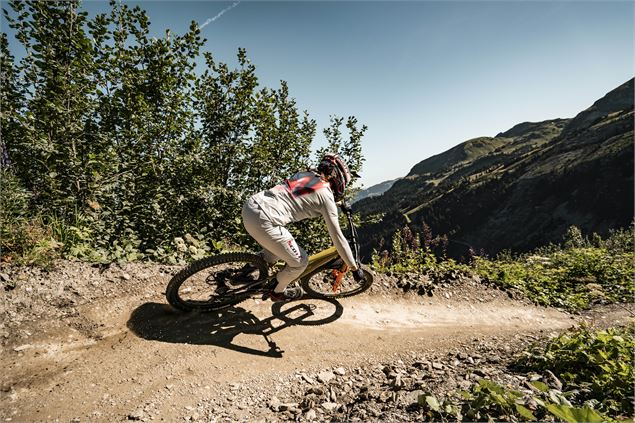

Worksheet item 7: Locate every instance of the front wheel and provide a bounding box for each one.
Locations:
[300,264,373,299]
[166,252,269,312]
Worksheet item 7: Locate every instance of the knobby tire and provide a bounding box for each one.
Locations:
[166,252,269,312]
[300,265,373,299]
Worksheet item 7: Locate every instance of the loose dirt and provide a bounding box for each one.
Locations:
[0,261,631,422]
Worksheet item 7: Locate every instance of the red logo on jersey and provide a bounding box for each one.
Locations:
[284,172,327,198]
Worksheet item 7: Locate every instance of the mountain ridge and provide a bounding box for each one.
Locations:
[353,178,401,204]
[355,78,634,259]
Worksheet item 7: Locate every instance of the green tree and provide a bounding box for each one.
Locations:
[318,115,367,177]
[248,81,316,190]
[191,48,259,241]
[1,0,368,262]
[3,0,98,215]
[81,2,205,251]
[0,32,24,168]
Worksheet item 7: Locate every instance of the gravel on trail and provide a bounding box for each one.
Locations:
[1,260,631,422]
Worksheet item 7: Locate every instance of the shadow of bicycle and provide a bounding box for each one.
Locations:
[126,299,344,358]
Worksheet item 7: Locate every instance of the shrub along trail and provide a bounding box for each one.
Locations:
[0,262,631,422]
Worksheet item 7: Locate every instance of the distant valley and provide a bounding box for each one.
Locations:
[353,178,401,203]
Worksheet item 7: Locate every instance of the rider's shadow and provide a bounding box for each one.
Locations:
[126,299,344,358]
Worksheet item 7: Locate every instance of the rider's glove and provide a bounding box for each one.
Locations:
[352,267,365,282]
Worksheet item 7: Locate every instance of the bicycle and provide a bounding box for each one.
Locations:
[165,202,374,312]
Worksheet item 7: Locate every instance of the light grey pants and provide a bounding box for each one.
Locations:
[242,197,309,292]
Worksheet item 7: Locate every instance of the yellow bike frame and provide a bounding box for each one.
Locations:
[302,246,339,277]
[265,246,340,283]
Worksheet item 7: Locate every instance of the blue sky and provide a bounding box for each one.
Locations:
[2,1,633,188]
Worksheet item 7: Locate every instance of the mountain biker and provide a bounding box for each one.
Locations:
[242,153,365,302]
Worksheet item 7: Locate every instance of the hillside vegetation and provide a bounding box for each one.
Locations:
[371,223,634,312]
[355,79,634,259]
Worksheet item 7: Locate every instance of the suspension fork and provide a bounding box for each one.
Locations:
[341,201,360,264]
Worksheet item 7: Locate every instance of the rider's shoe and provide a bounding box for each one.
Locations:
[232,252,273,284]
[230,263,260,284]
[269,287,303,302]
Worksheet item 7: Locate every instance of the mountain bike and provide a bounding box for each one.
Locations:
[165,202,373,312]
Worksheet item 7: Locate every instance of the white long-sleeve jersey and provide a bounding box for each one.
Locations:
[250,171,357,268]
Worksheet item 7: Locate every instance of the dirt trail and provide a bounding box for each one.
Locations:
[0,263,621,422]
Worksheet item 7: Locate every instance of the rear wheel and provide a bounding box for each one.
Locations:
[166,252,269,312]
[300,264,373,299]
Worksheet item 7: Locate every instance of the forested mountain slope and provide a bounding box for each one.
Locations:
[355,79,634,258]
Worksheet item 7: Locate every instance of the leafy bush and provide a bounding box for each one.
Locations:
[516,324,634,418]
[373,224,633,310]
[0,170,63,266]
[145,234,228,265]
[371,225,470,282]
[473,230,634,310]
[418,325,633,422]
[420,379,608,422]
[1,170,32,256]
[0,170,230,265]
[600,224,635,254]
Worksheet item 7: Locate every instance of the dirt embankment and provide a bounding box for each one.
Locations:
[0,261,631,422]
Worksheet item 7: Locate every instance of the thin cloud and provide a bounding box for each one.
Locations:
[200,2,240,29]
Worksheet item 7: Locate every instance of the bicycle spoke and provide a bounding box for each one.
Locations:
[166,253,270,312]
[301,266,373,299]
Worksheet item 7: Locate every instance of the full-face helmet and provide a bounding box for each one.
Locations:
[317,153,354,201]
